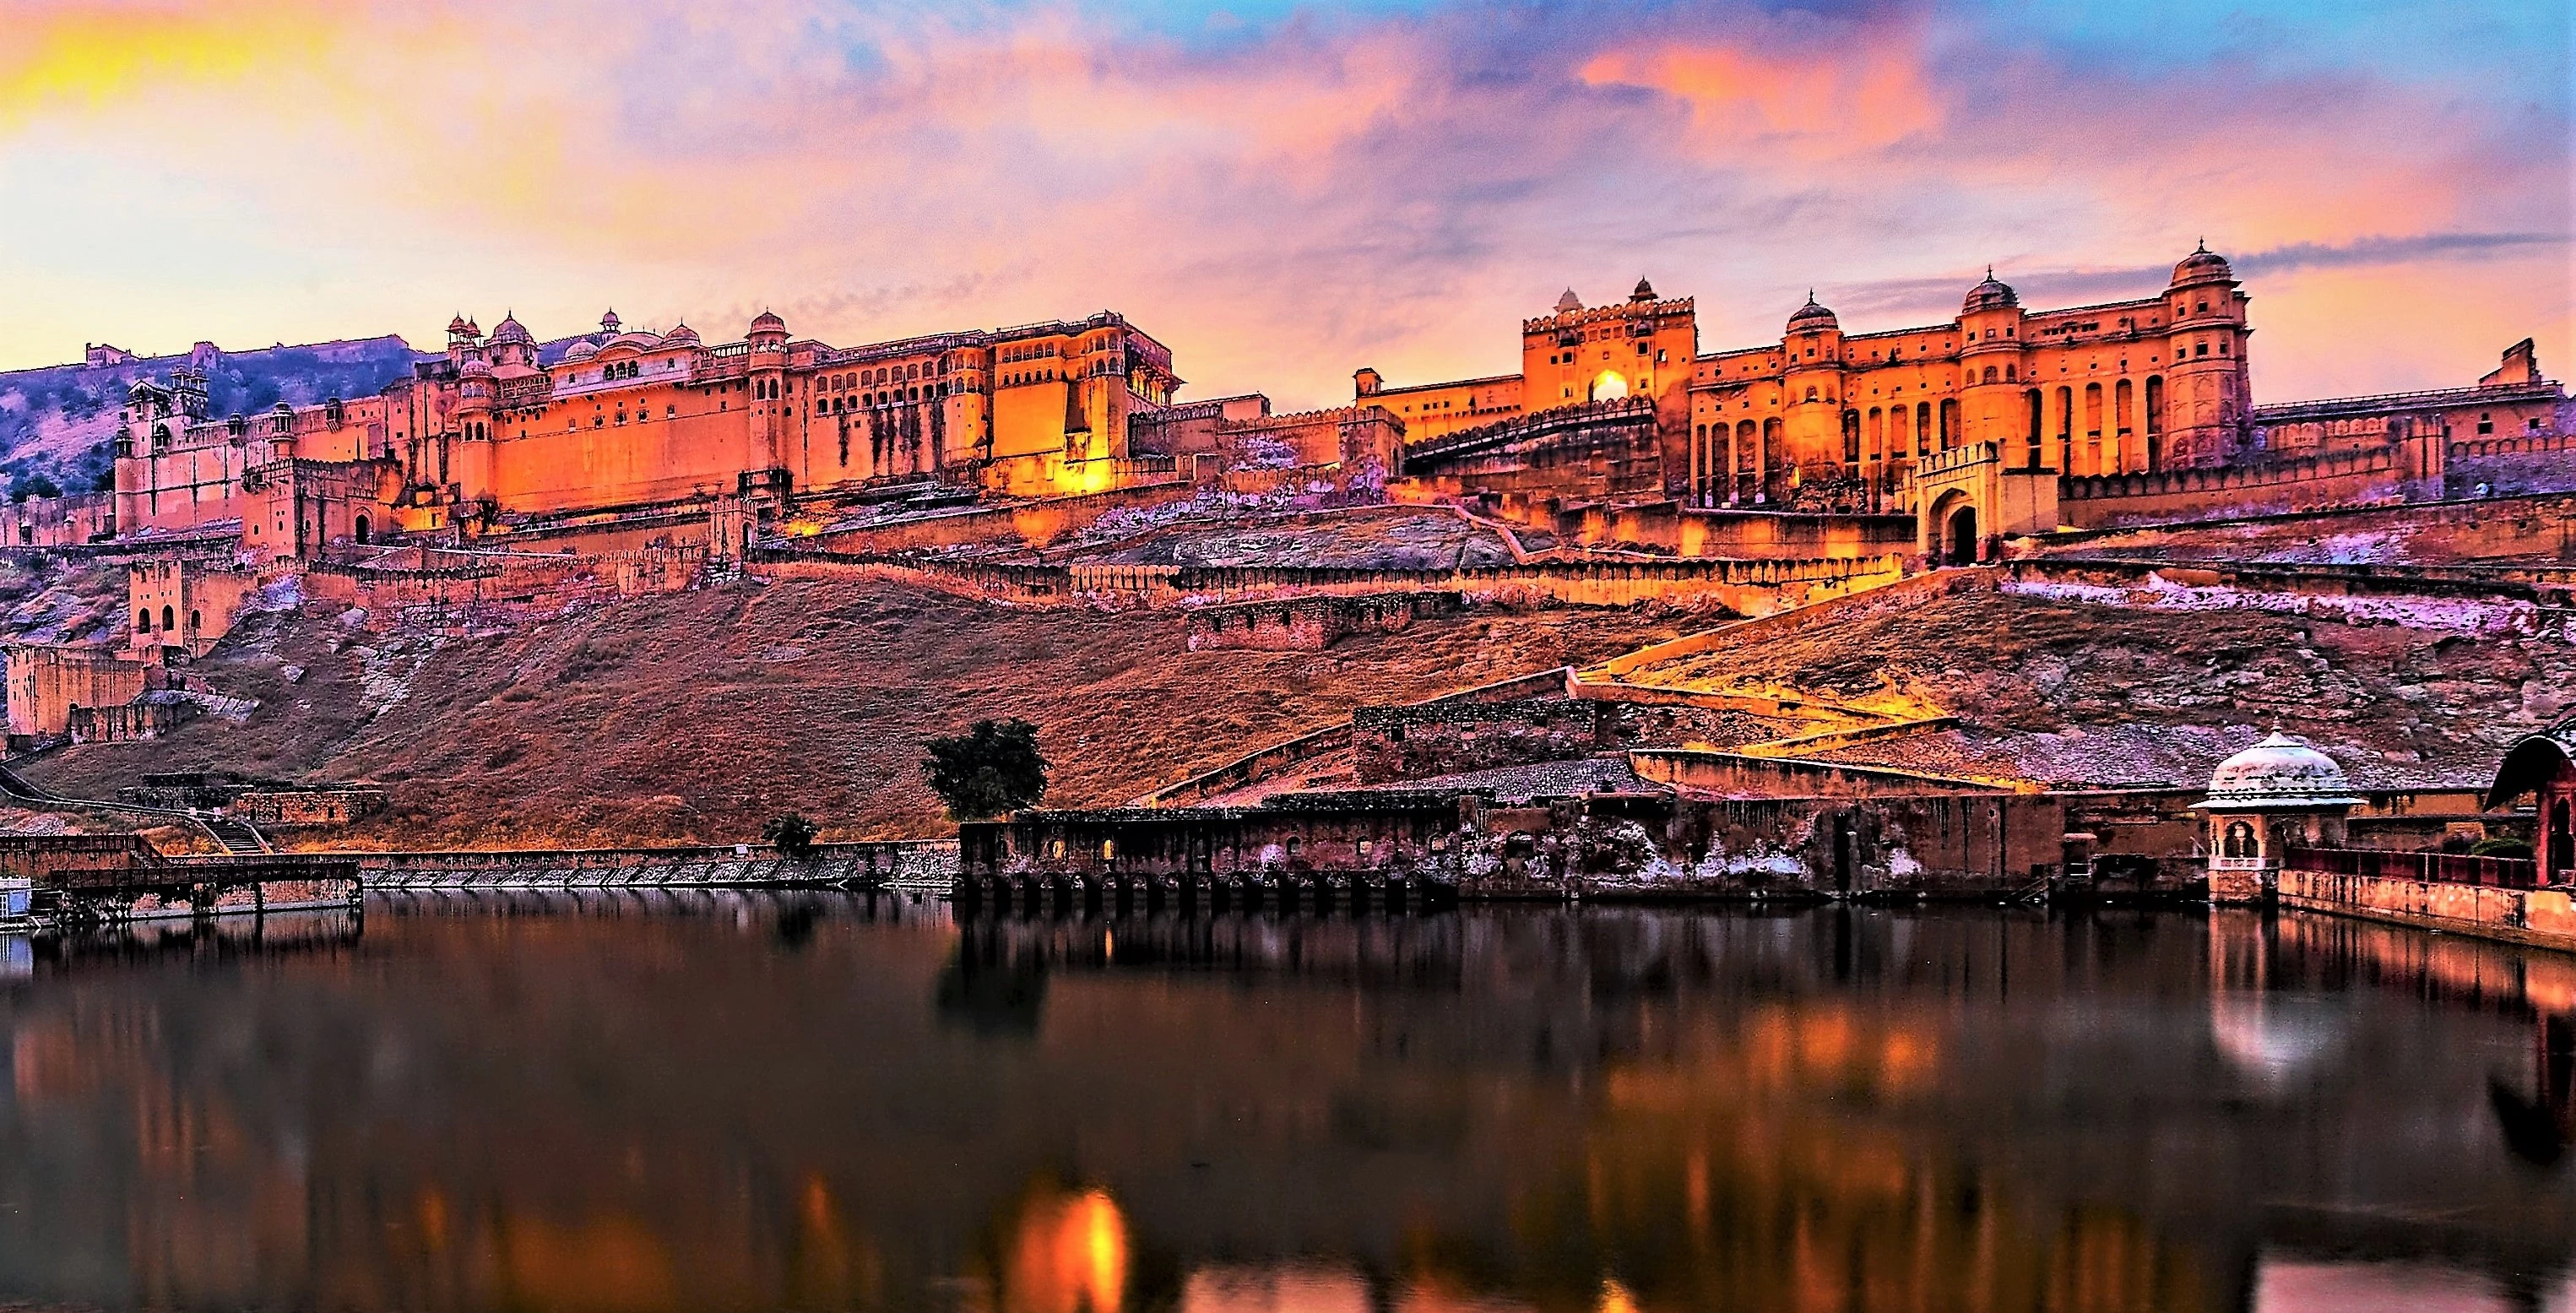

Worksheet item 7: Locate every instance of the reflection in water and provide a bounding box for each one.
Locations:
[0,894,2569,1311]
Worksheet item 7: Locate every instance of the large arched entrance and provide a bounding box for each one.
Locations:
[354,513,371,545]
[1945,502,1979,566]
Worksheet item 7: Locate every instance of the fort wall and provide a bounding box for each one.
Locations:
[2056,447,2427,529]
[755,546,1903,615]
[0,494,114,548]
[1185,592,1461,652]
[1351,697,1611,784]
[5,644,158,739]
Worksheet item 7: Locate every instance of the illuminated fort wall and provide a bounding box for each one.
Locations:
[111,309,1184,546]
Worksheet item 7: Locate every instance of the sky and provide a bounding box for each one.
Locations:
[0,0,2568,409]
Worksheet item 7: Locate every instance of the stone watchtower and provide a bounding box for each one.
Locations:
[746,310,790,473]
[1957,271,2028,458]
[2161,244,2254,469]
[2200,732,2362,903]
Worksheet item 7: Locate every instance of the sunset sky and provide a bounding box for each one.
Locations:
[1,0,2567,408]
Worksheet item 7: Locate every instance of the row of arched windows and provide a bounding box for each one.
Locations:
[134,605,199,634]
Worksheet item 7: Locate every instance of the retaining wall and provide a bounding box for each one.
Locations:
[2280,868,2576,952]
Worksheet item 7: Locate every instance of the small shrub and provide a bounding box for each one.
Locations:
[763,812,820,858]
[921,718,1048,821]
[2470,838,2534,860]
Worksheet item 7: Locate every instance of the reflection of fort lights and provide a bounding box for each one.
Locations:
[1597,1278,1640,1313]
[1009,1185,1130,1313]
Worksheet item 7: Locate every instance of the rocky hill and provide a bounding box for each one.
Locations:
[19,578,1678,848]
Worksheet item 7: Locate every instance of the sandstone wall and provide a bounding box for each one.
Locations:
[2280,868,2576,952]
[1351,697,1609,784]
[4,645,156,739]
[2058,448,2424,529]
[2449,432,2576,498]
[1185,592,1461,653]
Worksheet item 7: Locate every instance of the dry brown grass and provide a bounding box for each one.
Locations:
[23,577,1678,847]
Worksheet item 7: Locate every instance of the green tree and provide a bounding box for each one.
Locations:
[921,718,1049,821]
[762,812,820,858]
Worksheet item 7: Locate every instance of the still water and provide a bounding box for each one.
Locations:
[0,895,2571,1313]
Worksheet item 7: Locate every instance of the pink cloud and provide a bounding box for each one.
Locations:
[0,0,2562,411]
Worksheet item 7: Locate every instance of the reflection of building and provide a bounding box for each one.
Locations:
[2199,734,2362,903]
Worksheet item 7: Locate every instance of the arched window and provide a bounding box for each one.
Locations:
[2222,821,2259,859]
[1938,399,1959,448]
[188,609,200,632]
[160,605,175,631]
[138,607,151,632]
[1803,386,1819,403]
[355,514,371,545]
[2025,389,2044,467]
[1980,366,1998,384]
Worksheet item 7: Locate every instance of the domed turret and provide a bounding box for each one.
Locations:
[750,310,786,334]
[1554,289,1584,315]
[447,314,475,338]
[2171,241,2234,288]
[1962,268,2019,313]
[1630,277,1657,303]
[1786,292,1838,334]
[662,322,702,350]
[600,309,622,336]
[561,340,599,364]
[489,314,534,347]
[458,356,492,379]
[2204,733,2361,810]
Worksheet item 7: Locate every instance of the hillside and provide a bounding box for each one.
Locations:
[1618,584,2568,789]
[18,578,1678,848]
[0,337,417,496]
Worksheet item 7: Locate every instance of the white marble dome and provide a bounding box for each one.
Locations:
[2205,732,2362,811]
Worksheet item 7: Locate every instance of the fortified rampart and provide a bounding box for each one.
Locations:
[794,478,1187,555]
[2449,431,2576,498]
[0,493,114,548]
[302,543,707,630]
[2058,446,2432,529]
[1185,592,1462,652]
[4,643,160,739]
[753,545,1903,615]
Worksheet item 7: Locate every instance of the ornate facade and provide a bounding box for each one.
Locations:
[112,308,1183,542]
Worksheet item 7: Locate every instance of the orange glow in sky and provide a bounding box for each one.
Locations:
[0,0,2564,408]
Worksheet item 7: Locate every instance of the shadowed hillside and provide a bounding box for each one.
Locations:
[19,578,1678,848]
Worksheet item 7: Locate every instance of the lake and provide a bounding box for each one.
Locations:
[0,894,2568,1312]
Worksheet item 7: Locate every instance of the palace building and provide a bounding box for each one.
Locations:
[113,307,1183,544]
[90,244,2566,565]
[1362,246,2280,513]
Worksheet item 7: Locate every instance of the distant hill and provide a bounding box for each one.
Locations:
[0,337,420,498]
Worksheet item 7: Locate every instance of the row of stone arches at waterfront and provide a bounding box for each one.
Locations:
[956,870,1451,914]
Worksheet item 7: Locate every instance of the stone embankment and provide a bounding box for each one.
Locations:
[2280,868,2576,953]
[351,841,956,890]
